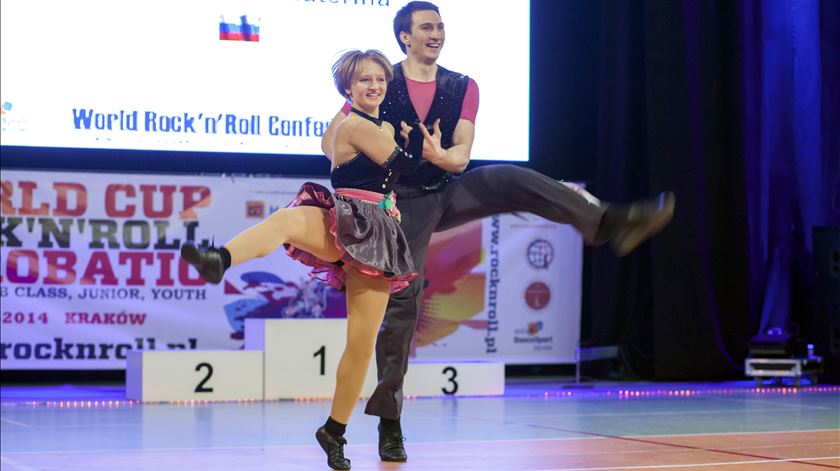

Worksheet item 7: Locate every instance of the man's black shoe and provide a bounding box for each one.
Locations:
[315,426,351,470]
[180,242,225,284]
[611,191,675,257]
[378,424,407,462]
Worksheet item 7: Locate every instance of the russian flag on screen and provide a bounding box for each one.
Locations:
[220,15,260,42]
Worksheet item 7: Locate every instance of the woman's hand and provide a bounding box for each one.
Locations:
[399,121,414,149]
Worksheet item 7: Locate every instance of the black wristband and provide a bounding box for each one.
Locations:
[383,145,422,174]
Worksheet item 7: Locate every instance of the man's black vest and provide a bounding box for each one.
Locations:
[380,62,470,191]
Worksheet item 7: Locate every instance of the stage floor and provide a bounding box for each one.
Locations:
[1,379,838,470]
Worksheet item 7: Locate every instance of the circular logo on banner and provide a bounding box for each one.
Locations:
[524,281,551,310]
[527,239,554,270]
[245,200,266,219]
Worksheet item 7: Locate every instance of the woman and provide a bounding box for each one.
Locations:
[180,49,424,470]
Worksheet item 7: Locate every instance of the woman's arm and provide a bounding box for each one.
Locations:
[348,120,423,173]
[320,110,346,161]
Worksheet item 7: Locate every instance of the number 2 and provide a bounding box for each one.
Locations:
[194,362,214,393]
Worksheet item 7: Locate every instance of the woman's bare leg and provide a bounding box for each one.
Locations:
[224,205,392,421]
[329,269,391,424]
[224,206,342,265]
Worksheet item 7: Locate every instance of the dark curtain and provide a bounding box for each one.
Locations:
[588,0,839,379]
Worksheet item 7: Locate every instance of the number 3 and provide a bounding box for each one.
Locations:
[442,366,458,395]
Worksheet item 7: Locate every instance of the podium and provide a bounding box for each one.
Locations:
[128,318,506,402]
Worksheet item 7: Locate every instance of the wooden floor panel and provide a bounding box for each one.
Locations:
[7,432,836,470]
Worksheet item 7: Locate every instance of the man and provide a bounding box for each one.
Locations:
[321,1,675,462]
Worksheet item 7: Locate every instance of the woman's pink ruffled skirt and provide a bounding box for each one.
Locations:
[283,182,417,293]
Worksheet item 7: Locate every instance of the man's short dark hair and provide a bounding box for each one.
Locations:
[393,1,440,54]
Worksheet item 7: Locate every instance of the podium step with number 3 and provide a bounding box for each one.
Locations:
[403,361,505,397]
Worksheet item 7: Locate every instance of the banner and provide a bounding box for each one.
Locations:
[0,0,529,161]
[0,170,582,369]
[414,213,583,364]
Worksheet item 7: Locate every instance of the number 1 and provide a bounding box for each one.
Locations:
[314,346,325,376]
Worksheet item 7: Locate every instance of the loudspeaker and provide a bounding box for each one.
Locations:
[813,226,840,306]
[808,305,840,384]
[809,227,840,384]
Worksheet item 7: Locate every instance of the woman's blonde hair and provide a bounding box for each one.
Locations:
[332,49,393,98]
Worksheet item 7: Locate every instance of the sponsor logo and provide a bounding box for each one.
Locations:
[246,201,265,218]
[526,239,554,269]
[513,320,553,349]
[524,281,550,310]
[515,320,544,336]
[1,100,26,133]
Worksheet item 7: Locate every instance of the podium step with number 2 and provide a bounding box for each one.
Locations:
[126,350,263,402]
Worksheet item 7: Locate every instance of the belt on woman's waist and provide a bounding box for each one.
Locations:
[334,188,401,223]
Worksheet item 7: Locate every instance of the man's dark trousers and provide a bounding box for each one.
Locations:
[364,164,605,419]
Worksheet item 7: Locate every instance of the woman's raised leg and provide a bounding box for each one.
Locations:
[182,205,343,284]
[224,205,343,265]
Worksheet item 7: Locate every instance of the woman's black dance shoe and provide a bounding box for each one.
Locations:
[316,426,351,470]
[179,242,225,284]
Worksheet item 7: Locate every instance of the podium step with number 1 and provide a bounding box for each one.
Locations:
[245,318,377,400]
